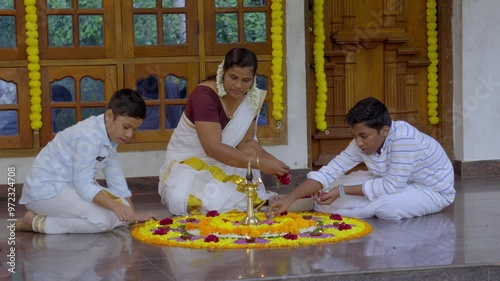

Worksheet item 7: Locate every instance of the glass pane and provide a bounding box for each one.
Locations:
[48,0,72,9]
[165,75,187,99]
[163,14,186,45]
[82,107,105,119]
[0,110,18,135]
[79,15,104,46]
[51,78,75,102]
[134,14,158,45]
[0,16,16,48]
[52,108,76,133]
[133,0,156,8]
[216,13,238,43]
[78,0,102,8]
[139,105,159,130]
[0,0,14,9]
[81,77,104,102]
[162,0,185,8]
[244,12,266,42]
[0,80,17,104]
[137,76,159,100]
[244,0,266,7]
[48,15,73,47]
[256,74,267,90]
[215,0,237,8]
[257,102,268,126]
[165,105,184,129]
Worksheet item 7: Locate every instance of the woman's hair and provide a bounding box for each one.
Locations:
[345,97,392,131]
[107,88,147,120]
[205,47,258,81]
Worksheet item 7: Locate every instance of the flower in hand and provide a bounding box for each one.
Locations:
[277,172,291,185]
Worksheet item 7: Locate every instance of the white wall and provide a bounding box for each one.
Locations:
[0,1,309,184]
[454,0,500,162]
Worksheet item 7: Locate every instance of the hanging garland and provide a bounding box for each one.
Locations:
[426,0,439,125]
[313,0,328,132]
[270,0,284,125]
[25,0,42,131]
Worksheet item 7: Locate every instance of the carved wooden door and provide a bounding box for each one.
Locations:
[310,0,439,168]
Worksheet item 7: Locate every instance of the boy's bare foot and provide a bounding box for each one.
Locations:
[16,210,36,232]
[134,212,157,222]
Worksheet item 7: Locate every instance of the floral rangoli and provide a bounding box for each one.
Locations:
[131,211,372,249]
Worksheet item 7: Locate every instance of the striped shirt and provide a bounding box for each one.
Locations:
[308,121,455,207]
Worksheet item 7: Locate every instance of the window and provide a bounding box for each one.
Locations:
[0,0,285,155]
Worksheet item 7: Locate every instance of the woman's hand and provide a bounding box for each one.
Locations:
[259,157,290,176]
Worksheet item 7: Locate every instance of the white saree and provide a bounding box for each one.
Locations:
[158,90,271,215]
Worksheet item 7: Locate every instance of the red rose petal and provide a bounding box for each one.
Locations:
[277,173,291,185]
[204,234,220,243]
[159,218,173,225]
[206,210,220,217]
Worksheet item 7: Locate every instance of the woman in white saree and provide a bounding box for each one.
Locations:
[159,48,290,215]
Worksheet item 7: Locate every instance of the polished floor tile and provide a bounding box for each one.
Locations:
[1,177,499,281]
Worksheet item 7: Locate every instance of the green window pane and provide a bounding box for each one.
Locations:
[244,0,266,7]
[51,78,75,102]
[0,80,17,104]
[0,110,18,135]
[78,0,102,8]
[52,108,76,133]
[81,77,104,102]
[48,0,72,9]
[215,0,237,8]
[48,15,73,47]
[163,14,186,45]
[139,105,159,130]
[0,0,14,9]
[244,12,266,42]
[134,14,158,45]
[0,16,16,48]
[162,0,185,8]
[82,107,105,119]
[79,15,103,46]
[216,13,238,43]
[133,0,156,8]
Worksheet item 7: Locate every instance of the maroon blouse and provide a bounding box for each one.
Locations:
[184,85,230,129]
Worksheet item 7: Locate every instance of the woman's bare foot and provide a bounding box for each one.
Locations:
[16,210,36,232]
[134,212,157,222]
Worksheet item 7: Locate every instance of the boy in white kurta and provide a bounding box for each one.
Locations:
[266,97,455,220]
[18,89,155,233]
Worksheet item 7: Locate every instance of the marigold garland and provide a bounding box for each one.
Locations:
[426,0,439,125]
[270,0,284,122]
[131,212,372,249]
[25,0,42,131]
[313,0,328,132]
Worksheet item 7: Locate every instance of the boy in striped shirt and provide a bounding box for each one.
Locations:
[266,97,455,220]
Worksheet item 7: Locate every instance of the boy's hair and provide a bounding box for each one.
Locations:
[345,97,392,131]
[107,88,147,120]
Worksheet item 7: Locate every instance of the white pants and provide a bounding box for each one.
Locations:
[314,171,445,220]
[26,186,128,234]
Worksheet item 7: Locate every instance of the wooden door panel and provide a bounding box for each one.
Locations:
[310,0,435,168]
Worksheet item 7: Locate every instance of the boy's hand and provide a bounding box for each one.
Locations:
[265,196,293,219]
[315,189,339,205]
[113,204,136,223]
[134,212,157,222]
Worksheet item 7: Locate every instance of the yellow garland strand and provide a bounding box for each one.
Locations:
[426,0,439,125]
[313,0,327,131]
[270,0,284,122]
[25,0,42,131]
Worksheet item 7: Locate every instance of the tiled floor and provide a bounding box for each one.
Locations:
[1,177,499,281]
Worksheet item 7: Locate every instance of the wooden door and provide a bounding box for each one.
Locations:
[310,0,440,168]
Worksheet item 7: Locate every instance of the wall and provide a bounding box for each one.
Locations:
[0,1,309,184]
[455,0,500,162]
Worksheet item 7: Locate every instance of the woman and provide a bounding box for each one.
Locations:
[159,48,290,215]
